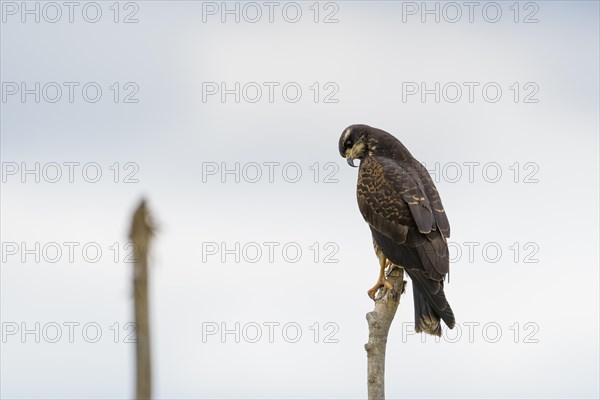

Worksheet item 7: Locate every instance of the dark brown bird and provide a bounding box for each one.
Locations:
[339,124,455,336]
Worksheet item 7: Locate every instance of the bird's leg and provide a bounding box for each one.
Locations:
[367,258,394,300]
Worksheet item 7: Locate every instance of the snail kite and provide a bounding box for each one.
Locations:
[339,124,455,336]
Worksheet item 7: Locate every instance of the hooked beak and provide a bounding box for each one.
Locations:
[347,157,358,167]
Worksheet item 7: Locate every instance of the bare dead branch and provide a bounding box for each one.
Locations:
[365,267,406,400]
[129,199,154,400]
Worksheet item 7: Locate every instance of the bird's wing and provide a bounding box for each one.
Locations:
[358,156,450,276]
[415,162,451,237]
[357,156,435,239]
[357,156,411,244]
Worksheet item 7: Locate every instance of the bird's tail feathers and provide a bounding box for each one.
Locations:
[407,269,455,336]
[413,286,442,336]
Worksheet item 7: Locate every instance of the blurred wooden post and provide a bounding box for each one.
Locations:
[129,199,154,400]
[365,267,406,400]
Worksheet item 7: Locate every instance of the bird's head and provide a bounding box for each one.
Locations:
[338,124,372,167]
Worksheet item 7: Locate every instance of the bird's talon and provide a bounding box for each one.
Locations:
[367,288,378,300]
[367,277,393,300]
[385,264,397,277]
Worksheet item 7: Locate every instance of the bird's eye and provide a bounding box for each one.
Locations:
[345,140,352,148]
